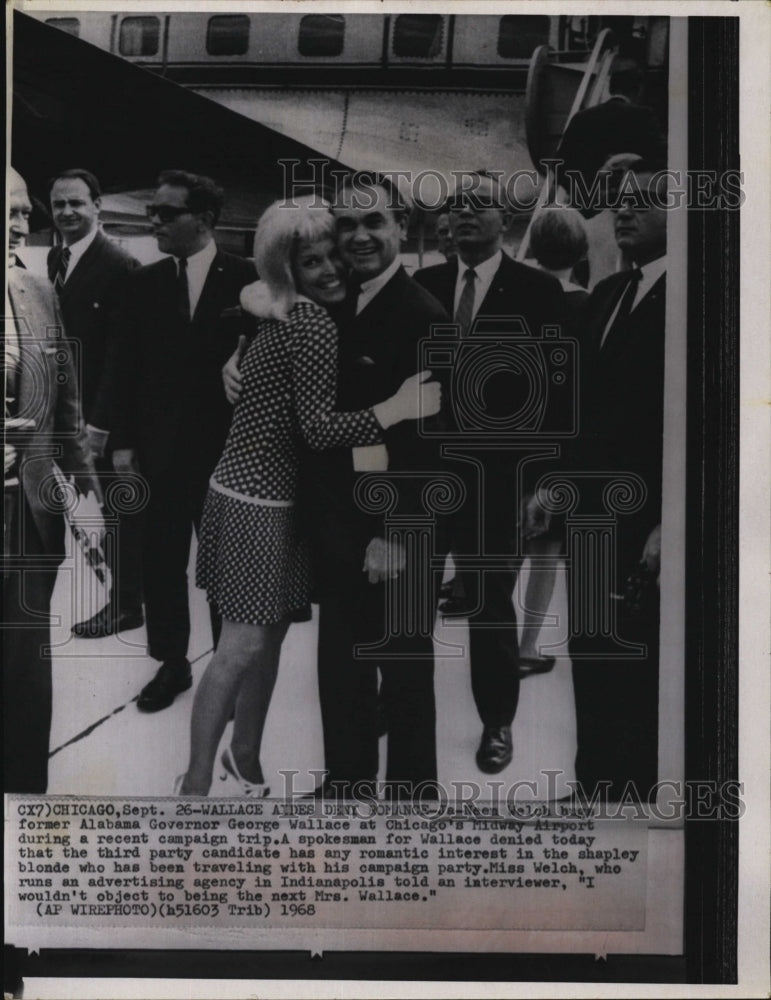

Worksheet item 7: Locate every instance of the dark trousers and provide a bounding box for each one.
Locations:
[96,456,143,611]
[142,471,221,663]
[568,568,660,801]
[455,463,521,729]
[3,491,62,793]
[316,548,437,792]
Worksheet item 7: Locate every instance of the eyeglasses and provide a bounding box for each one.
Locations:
[145,204,193,223]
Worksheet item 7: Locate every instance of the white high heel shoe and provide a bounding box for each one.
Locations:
[220,746,270,797]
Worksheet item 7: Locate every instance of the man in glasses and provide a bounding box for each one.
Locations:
[414,171,566,777]
[105,170,255,713]
[568,157,667,800]
[525,156,668,800]
[47,168,142,639]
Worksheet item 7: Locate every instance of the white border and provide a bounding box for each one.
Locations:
[9,0,770,996]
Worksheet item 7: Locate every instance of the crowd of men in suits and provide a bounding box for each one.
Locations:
[4,149,667,800]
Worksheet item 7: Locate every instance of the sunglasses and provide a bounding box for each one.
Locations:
[145,204,194,223]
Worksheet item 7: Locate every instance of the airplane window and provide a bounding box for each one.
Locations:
[393,15,443,58]
[497,15,550,58]
[207,15,250,56]
[298,14,345,57]
[44,17,80,37]
[119,16,160,57]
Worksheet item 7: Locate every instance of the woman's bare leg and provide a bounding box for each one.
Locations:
[180,617,288,794]
[230,619,289,783]
[520,537,561,661]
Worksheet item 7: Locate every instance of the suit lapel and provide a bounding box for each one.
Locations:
[60,231,104,302]
[435,258,458,315]
[599,274,666,363]
[476,257,512,318]
[192,249,226,324]
[587,272,629,353]
[46,246,60,285]
[9,271,49,422]
[353,263,405,327]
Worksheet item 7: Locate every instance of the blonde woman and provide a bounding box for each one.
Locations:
[177,197,439,795]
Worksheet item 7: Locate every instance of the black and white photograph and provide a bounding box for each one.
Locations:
[4,1,768,996]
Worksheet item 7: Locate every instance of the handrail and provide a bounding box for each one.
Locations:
[563,27,616,130]
[517,29,617,262]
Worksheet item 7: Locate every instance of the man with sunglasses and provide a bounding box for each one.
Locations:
[105,170,255,713]
[47,168,142,639]
[414,171,566,777]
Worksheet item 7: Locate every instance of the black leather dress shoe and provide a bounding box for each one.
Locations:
[72,603,144,638]
[439,597,474,618]
[136,659,192,713]
[476,725,513,774]
[302,778,377,801]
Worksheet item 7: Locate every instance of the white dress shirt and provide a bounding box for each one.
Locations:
[356,257,401,315]
[61,226,99,279]
[600,254,667,347]
[452,249,502,321]
[173,239,217,319]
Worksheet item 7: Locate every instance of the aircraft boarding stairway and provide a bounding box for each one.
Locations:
[517,28,618,262]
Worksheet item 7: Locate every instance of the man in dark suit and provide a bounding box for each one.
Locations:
[5,168,100,791]
[106,170,255,713]
[303,174,448,796]
[47,168,142,638]
[414,171,566,775]
[527,158,667,800]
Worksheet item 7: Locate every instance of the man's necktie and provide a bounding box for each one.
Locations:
[53,246,71,294]
[600,267,642,350]
[176,257,190,322]
[454,267,477,337]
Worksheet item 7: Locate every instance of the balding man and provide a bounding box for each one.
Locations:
[47,168,142,638]
[415,171,566,776]
[4,168,99,792]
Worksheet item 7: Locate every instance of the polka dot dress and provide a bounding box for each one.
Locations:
[196,300,382,625]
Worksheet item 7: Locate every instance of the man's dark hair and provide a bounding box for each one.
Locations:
[47,168,102,201]
[335,171,412,222]
[157,169,225,226]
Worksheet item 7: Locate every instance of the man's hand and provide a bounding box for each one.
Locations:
[85,424,110,461]
[641,524,662,582]
[223,334,247,405]
[4,443,17,477]
[112,448,139,475]
[362,537,406,584]
[521,491,551,541]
